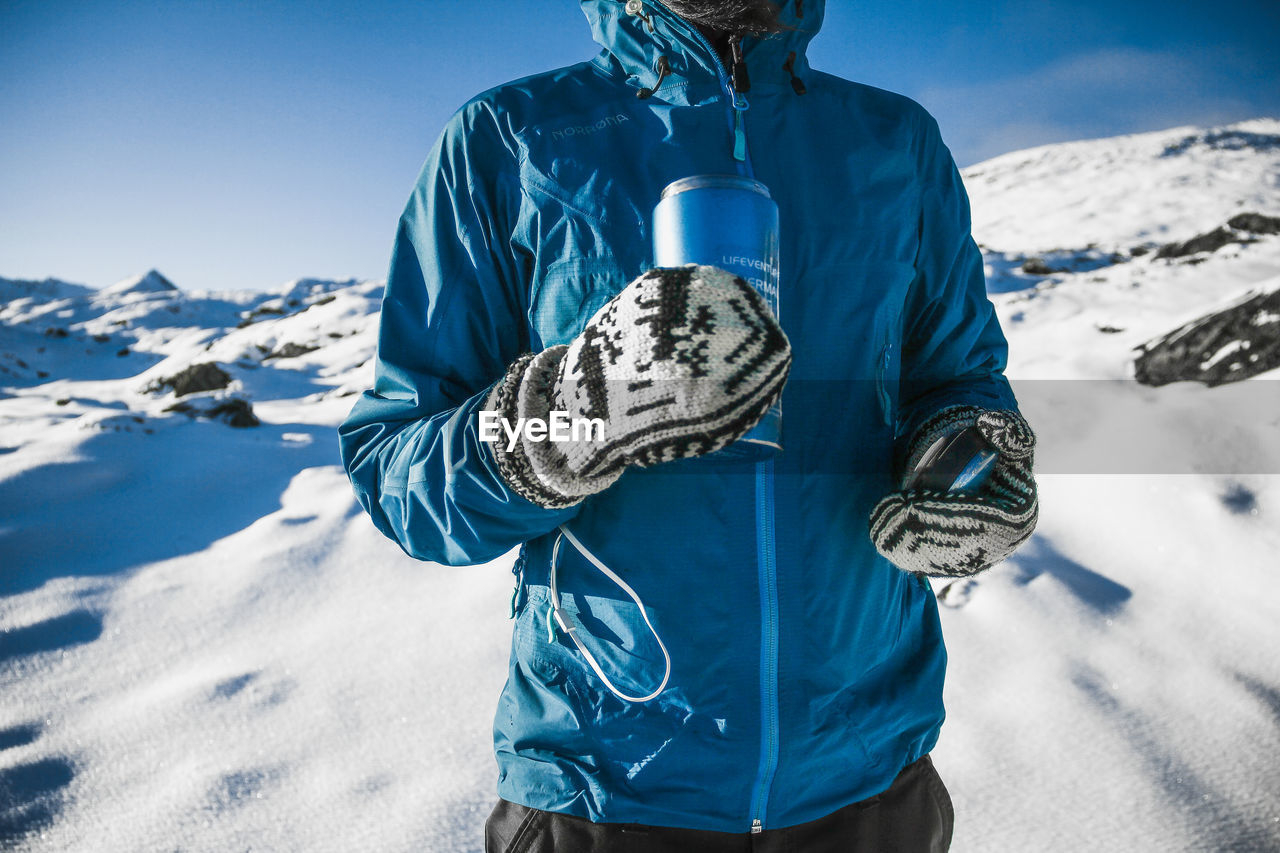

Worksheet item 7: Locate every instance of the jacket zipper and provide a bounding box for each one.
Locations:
[671,12,778,832]
[647,5,777,831]
[749,458,780,833]
[652,2,752,175]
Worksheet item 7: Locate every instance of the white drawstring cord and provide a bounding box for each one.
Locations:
[548,525,672,703]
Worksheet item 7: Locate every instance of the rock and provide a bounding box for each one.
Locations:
[1134,287,1280,387]
[937,578,978,608]
[206,399,260,428]
[263,342,319,360]
[152,362,232,396]
[163,396,260,427]
[1160,128,1280,158]
[1155,226,1245,260]
[101,270,179,297]
[1221,482,1259,515]
[236,304,287,328]
[1226,212,1280,235]
[1021,257,1054,275]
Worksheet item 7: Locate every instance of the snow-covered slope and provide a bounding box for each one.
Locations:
[965,117,1280,253]
[944,119,1280,852]
[3,120,1280,852]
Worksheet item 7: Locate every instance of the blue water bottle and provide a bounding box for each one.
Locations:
[652,175,782,461]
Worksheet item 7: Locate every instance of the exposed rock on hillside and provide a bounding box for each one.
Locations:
[263,342,318,360]
[1154,212,1279,260]
[1228,212,1280,235]
[149,362,232,396]
[164,396,259,427]
[1134,287,1280,386]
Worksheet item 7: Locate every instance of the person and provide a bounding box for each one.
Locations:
[338,1,1039,850]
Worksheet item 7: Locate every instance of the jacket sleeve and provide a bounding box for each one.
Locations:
[894,111,1021,463]
[338,105,581,566]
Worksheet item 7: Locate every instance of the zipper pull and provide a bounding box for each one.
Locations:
[509,566,525,619]
[509,547,527,618]
[751,819,764,834]
[733,92,750,162]
[545,602,559,643]
[730,36,751,93]
[878,342,894,426]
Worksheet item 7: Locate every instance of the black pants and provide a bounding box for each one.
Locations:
[485,755,954,853]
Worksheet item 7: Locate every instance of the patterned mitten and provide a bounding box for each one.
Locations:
[869,405,1038,577]
[483,265,791,509]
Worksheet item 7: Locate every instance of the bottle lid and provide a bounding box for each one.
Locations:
[660,174,772,200]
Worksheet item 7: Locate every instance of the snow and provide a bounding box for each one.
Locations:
[4,118,1280,851]
[965,117,1280,254]
[98,270,180,299]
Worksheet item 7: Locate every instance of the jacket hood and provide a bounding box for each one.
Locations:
[581,0,824,98]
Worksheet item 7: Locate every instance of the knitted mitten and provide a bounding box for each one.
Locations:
[483,265,792,509]
[869,405,1038,577]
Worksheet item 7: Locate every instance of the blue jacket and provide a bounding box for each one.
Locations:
[339,0,1018,833]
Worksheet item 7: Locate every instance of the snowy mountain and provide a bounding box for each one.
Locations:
[3,119,1280,852]
[966,117,1280,254]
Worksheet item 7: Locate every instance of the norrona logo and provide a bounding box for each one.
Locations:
[551,114,630,141]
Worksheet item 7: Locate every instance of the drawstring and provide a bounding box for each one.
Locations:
[627,2,805,98]
[730,36,751,93]
[783,51,807,95]
[547,525,673,704]
[637,55,672,99]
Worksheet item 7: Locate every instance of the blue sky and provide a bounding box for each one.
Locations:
[2,0,1277,292]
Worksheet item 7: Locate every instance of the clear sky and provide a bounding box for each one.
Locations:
[2,0,1277,292]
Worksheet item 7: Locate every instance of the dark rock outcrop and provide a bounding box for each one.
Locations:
[262,342,318,360]
[1227,212,1280,235]
[1134,288,1280,386]
[164,396,259,427]
[151,362,232,396]
[1155,226,1246,260]
[1160,129,1280,158]
[1155,212,1278,260]
[206,398,260,428]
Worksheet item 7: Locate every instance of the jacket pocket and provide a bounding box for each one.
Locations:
[515,583,666,701]
[528,256,624,349]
